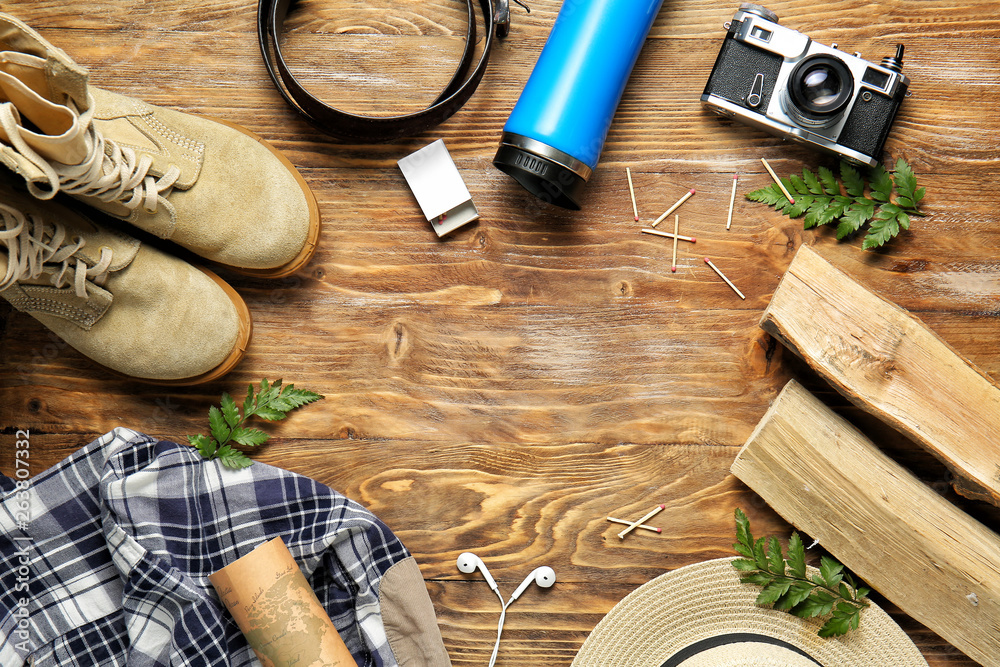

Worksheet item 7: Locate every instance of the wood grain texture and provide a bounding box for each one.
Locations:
[761,245,1000,506]
[1,1,999,664]
[732,380,1000,667]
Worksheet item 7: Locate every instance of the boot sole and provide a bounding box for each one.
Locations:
[204,116,322,280]
[142,265,253,386]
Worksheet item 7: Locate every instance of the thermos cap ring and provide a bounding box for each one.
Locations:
[493,133,591,210]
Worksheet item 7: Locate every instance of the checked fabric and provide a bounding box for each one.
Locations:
[0,427,450,666]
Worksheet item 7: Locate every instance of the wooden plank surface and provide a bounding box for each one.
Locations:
[761,245,1000,506]
[732,379,1000,667]
[2,1,999,664]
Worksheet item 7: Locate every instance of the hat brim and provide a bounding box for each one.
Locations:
[571,557,928,667]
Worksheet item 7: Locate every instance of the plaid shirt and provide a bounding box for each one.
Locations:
[0,427,410,666]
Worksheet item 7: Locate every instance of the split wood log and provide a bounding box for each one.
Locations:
[760,245,1000,507]
[732,380,1000,667]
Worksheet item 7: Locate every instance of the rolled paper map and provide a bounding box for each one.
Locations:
[210,536,354,667]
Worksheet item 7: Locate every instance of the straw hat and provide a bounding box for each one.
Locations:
[572,558,928,666]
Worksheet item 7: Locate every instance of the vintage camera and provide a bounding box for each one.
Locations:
[701,4,910,167]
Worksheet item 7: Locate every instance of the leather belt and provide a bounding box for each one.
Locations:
[257,0,511,143]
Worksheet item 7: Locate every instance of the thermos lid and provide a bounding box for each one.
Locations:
[493,133,590,210]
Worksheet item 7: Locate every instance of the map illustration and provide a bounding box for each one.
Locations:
[210,536,355,667]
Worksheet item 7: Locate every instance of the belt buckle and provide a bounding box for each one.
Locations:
[494,0,511,38]
[494,0,529,39]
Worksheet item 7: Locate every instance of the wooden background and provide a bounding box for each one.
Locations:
[2,0,998,664]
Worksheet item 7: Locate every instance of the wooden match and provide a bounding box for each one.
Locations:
[727,173,738,230]
[704,258,746,300]
[640,228,696,243]
[671,215,679,272]
[618,504,666,539]
[760,158,795,204]
[652,188,695,227]
[626,167,638,221]
[606,516,662,533]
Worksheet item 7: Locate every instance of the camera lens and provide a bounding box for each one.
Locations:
[802,68,840,105]
[788,55,854,119]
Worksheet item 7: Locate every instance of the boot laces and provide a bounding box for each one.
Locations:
[0,203,114,299]
[0,99,181,216]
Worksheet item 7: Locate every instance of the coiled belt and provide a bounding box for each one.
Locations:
[257,0,513,142]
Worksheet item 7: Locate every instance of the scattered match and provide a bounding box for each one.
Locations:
[652,188,695,227]
[704,257,746,300]
[760,157,795,204]
[626,167,638,221]
[671,215,679,272]
[727,173,738,230]
[618,504,666,540]
[606,517,662,533]
[640,228,696,243]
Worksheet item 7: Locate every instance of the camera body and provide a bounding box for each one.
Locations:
[701,4,909,167]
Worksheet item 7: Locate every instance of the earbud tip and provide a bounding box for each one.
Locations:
[536,566,556,587]
[456,552,478,574]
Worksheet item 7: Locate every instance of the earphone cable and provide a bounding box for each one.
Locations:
[488,598,510,667]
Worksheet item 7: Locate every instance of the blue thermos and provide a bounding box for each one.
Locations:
[493,0,666,209]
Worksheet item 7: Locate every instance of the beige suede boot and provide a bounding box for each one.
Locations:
[0,12,320,278]
[0,183,252,384]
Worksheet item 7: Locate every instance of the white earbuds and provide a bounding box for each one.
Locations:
[456,554,556,603]
[508,566,557,604]
[456,552,499,593]
[457,554,557,667]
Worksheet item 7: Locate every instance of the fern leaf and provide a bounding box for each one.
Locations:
[893,157,917,199]
[863,209,901,249]
[788,174,809,196]
[187,379,323,467]
[209,406,230,443]
[802,168,824,195]
[216,445,254,470]
[803,198,833,229]
[787,533,806,578]
[841,162,865,197]
[230,427,269,448]
[746,183,787,207]
[220,392,240,428]
[817,166,839,195]
[188,434,217,459]
[784,195,815,219]
[870,165,893,202]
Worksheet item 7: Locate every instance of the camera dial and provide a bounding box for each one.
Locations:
[785,55,854,127]
[738,3,778,22]
[881,44,905,74]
